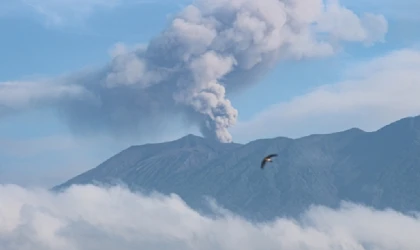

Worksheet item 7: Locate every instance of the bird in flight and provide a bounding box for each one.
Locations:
[261,154,278,169]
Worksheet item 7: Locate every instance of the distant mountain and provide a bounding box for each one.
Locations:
[54,115,420,221]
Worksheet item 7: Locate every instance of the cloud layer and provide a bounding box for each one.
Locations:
[0,0,388,142]
[1,184,420,250]
[232,48,420,141]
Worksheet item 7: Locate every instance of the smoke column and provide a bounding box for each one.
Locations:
[0,0,388,142]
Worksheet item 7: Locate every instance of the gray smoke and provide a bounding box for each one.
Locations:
[0,0,388,142]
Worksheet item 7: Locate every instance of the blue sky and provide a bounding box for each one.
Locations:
[1,0,420,187]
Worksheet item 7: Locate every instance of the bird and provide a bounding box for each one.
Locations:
[260,154,278,169]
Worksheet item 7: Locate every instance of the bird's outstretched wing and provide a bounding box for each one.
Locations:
[261,159,267,169]
[266,153,278,159]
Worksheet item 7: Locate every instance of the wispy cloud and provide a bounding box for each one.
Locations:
[0,184,419,249]
[2,0,176,27]
[232,48,420,141]
[342,0,420,21]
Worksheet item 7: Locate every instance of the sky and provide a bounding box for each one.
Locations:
[0,0,420,187]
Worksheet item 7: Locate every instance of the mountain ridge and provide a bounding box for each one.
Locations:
[53,115,420,221]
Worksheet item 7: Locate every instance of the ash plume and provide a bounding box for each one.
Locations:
[0,0,388,142]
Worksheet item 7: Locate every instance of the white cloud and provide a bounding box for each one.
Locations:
[0,183,420,249]
[315,0,387,45]
[232,48,420,141]
[0,80,89,116]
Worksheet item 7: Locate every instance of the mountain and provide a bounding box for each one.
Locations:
[54,115,420,221]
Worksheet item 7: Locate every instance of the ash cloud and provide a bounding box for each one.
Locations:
[0,0,388,142]
[1,183,420,250]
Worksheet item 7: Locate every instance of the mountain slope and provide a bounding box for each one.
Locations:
[54,115,420,220]
[55,134,241,190]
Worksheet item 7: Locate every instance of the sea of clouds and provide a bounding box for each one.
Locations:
[0,184,419,250]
